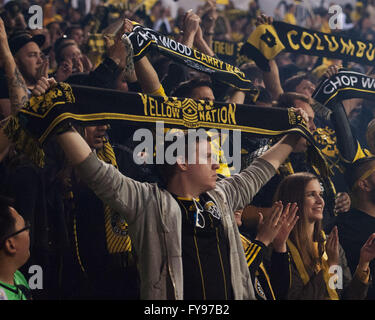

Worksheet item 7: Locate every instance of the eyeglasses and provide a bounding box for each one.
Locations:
[0,221,31,249]
[192,198,205,229]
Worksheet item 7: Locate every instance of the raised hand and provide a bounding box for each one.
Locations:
[105,19,134,71]
[36,57,50,82]
[0,17,28,114]
[326,226,340,267]
[255,201,287,246]
[124,18,134,34]
[255,14,273,27]
[273,202,299,252]
[323,64,341,79]
[55,60,73,82]
[72,56,84,73]
[80,54,93,73]
[293,107,310,126]
[358,233,375,269]
[334,192,351,214]
[181,10,201,48]
[32,77,57,96]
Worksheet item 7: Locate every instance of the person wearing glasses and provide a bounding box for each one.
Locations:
[53,107,308,300]
[0,196,32,300]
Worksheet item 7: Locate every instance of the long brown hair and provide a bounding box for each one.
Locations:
[274,172,325,274]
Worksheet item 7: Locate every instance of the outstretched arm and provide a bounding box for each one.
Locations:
[56,128,92,166]
[0,17,28,115]
[122,19,164,96]
[0,17,29,158]
[256,15,284,100]
[56,127,151,223]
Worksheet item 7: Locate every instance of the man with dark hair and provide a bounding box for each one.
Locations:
[0,196,32,300]
[171,78,215,100]
[240,63,264,88]
[52,106,307,299]
[283,73,316,97]
[338,157,375,299]
[0,29,47,117]
[65,25,84,47]
[169,78,233,176]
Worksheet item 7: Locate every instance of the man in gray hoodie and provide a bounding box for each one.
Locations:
[54,120,307,300]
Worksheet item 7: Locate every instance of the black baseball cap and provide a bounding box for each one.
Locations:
[8,31,45,55]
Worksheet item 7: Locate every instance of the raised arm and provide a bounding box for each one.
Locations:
[198,0,217,52]
[181,10,215,57]
[0,17,28,115]
[0,17,29,157]
[134,56,165,96]
[56,128,92,166]
[256,15,284,100]
[262,59,284,100]
[217,108,307,212]
[121,19,165,96]
[55,127,151,223]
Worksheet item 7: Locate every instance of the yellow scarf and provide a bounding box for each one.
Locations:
[287,237,339,300]
[97,139,132,254]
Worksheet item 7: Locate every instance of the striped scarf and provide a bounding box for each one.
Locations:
[96,139,132,253]
[287,238,339,300]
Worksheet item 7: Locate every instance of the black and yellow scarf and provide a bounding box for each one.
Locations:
[287,237,339,300]
[313,69,375,107]
[3,83,330,177]
[240,21,375,71]
[96,140,132,254]
[127,24,256,93]
[312,70,371,163]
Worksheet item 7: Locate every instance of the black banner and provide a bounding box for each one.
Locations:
[312,70,375,106]
[3,83,330,176]
[241,21,375,71]
[127,25,255,91]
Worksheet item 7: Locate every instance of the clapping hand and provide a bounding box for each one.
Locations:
[358,233,375,270]
[326,226,340,267]
[273,202,299,252]
[255,201,287,247]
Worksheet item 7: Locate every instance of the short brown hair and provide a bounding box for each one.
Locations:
[156,130,211,187]
[276,92,311,109]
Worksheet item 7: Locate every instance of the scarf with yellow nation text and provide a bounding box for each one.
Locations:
[3,83,331,177]
[240,21,375,71]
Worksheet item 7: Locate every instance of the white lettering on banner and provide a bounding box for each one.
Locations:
[323,74,361,94]
[362,77,375,89]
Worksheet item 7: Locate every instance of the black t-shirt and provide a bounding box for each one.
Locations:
[173,193,233,300]
[337,208,375,299]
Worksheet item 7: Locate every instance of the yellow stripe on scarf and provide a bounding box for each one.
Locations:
[97,140,132,253]
[287,239,339,300]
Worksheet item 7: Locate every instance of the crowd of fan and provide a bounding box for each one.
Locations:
[1,0,375,301]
